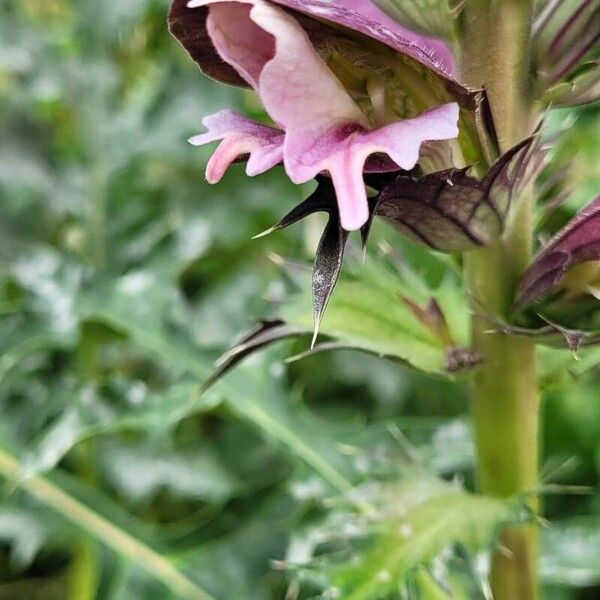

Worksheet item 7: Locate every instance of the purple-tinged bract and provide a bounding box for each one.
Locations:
[515,195,600,311]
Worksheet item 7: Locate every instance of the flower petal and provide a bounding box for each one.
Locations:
[170,0,472,114]
[246,0,369,129]
[203,1,274,88]
[202,0,395,229]
[201,1,372,146]
[182,1,461,229]
[284,104,459,230]
[189,109,284,182]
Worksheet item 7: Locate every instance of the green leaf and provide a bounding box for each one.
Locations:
[412,567,453,600]
[283,257,475,375]
[98,439,240,505]
[287,473,521,599]
[326,477,520,600]
[19,382,221,478]
[77,272,358,495]
[0,501,72,569]
[0,447,216,600]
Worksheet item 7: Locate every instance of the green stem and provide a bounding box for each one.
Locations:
[462,1,539,599]
[0,447,214,600]
[68,537,99,600]
[68,441,100,600]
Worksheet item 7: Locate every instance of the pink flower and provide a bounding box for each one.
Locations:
[175,0,460,230]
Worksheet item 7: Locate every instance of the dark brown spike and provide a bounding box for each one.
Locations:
[202,320,302,391]
[311,212,349,348]
[253,176,335,239]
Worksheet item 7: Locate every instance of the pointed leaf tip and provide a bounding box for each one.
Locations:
[254,177,337,243]
[310,326,320,351]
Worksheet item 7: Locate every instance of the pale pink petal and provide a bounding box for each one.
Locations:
[204,1,274,88]
[284,104,460,230]
[247,0,369,131]
[180,0,457,85]
[200,0,369,131]
[189,109,284,182]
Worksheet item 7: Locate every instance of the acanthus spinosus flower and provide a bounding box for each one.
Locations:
[170,0,465,230]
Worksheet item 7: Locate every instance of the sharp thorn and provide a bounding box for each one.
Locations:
[252,226,277,240]
[311,321,320,350]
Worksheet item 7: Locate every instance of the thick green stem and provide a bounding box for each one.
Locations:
[462,1,539,599]
[466,241,539,600]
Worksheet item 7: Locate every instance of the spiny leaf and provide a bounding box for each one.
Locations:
[283,257,477,375]
[333,491,519,600]
[203,320,302,390]
[201,256,477,377]
[253,178,352,348]
[292,475,523,600]
[488,318,600,350]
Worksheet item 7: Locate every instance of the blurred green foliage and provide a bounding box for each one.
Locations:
[0,1,598,599]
